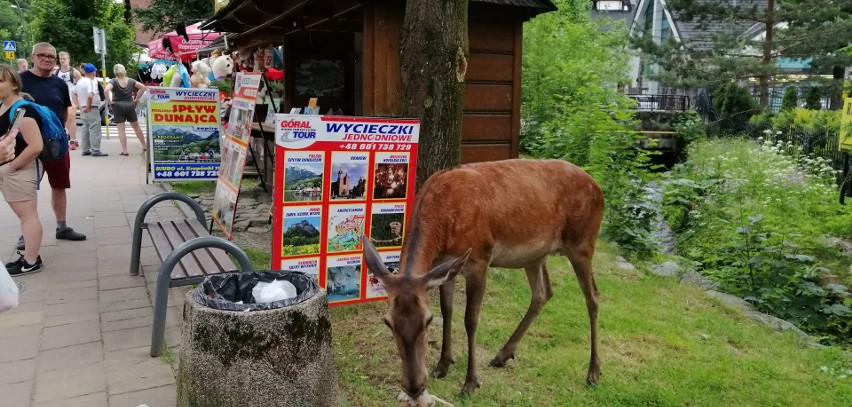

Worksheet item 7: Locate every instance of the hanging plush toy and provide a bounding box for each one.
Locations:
[212,54,234,79]
[190,60,212,88]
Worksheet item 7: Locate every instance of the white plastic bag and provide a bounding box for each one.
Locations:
[252,280,297,303]
[0,264,20,313]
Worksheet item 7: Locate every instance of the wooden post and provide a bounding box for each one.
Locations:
[841,152,850,205]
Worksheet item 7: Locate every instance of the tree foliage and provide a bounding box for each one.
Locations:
[29,0,135,76]
[0,0,34,62]
[522,1,659,256]
[133,0,213,37]
[632,0,852,106]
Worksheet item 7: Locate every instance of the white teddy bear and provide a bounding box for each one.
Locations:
[190,60,212,88]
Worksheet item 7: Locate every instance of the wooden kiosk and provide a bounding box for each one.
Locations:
[203,0,556,163]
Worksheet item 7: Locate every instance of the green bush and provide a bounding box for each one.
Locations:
[663,138,852,344]
[781,86,799,111]
[804,87,823,110]
[712,82,760,134]
[673,109,706,143]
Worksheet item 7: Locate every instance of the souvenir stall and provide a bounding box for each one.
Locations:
[202,0,556,162]
[200,0,556,305]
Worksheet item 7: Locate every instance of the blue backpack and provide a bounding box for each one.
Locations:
[4,99,69,161]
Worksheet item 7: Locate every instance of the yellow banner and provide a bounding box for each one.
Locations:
[841,98,852,151]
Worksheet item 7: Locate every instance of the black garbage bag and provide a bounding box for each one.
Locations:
[192,271,319,311]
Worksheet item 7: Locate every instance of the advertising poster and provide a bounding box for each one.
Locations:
[273,115,419,305]
[147,87,221,181]
[211,72,263,238]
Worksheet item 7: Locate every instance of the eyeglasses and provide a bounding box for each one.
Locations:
[32,53,57,61]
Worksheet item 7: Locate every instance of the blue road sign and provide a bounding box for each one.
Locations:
[3,41,16,52]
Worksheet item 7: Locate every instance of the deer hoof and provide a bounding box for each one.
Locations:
[459,380,480,396]
[433,361,453,379]
[489,352,514,367]
[586,368,601,387]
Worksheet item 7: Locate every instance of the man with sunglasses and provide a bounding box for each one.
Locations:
[16,42,87,251]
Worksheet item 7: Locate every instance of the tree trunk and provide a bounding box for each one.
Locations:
[759,0,775,108]
[124,0,132,24]
[400,0,469,189]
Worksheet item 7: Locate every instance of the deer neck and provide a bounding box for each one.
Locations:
[399,222,445,276]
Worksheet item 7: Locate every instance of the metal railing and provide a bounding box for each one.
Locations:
[627,94,690,112]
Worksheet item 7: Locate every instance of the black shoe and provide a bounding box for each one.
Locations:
[82,150,92,156]
[7,254,43,276]
[56,227,86,241]
[15,235,24,251]
[91,151,108,157]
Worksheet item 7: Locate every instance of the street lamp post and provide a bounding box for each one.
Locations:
[10,0,34,46]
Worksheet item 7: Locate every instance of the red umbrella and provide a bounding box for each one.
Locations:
[148,23,221,62]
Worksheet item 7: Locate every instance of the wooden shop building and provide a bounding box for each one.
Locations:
[203,0,556,163]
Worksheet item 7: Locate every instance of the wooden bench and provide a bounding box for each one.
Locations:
[130,192,255,357]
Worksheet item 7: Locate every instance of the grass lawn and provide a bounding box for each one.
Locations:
[330,241,851,406]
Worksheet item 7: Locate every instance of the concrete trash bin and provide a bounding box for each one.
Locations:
[177,272,337,407]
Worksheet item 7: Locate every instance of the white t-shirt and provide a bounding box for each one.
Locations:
[74,77,101,108]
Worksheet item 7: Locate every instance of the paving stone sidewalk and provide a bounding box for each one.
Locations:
[0,138,186,407]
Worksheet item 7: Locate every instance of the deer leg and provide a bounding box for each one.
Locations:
[434,281,455,378]
[567,246,601,386]
[460,264,488,396]
[490,259,552,367]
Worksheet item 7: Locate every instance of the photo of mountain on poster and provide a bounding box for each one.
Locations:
[284,164,323,202]
[283,216,321,256]
[151,125,220,162]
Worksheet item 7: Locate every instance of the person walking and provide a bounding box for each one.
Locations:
[16,59,28,73]
[56,51,81,150]
[19,42,87,249]
[0,64,44,275]
[105,64,147,156]
[75,63,107,157]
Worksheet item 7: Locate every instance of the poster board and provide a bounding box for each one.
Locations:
[840,98,852,151]
[147,87,221,181]
[272,115,419,305]
[212,72,263,238]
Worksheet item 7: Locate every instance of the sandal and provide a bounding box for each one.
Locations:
[120,152,129,156]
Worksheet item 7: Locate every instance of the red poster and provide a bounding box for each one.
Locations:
[273,115,419,306]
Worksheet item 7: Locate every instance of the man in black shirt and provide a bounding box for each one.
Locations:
[19,42,86,248]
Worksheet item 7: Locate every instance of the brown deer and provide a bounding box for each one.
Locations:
[362,159,605,400]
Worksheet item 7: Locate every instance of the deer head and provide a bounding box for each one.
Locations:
[361,236,470,398]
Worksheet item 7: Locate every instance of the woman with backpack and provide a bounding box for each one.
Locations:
[105,64,148,156]
[0,65,44,275]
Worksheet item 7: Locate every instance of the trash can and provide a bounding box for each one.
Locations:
[177,271,338,407]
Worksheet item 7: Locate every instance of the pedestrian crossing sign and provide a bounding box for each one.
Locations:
[3,41,15,52]
[4,51,14,60]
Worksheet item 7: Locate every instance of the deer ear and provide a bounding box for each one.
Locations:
[362,235,392,284]
[423,249,472,289]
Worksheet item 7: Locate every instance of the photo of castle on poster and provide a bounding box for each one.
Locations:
[327,255,362,303]
[329,152,369,200]
[282,206,323,256]
[366,251,399,299]
[327,204,365,253]
[370,203,405,248]
[284,151,324,202]
[373,152,409,200]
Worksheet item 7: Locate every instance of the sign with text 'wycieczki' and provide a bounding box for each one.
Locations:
[147,87,221,181]
[272,115,419,306]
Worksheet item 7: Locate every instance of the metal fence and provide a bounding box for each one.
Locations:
[744,124,846,181]
[627,94,691,112]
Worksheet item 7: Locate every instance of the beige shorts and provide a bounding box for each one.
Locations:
[0,160,39,202]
